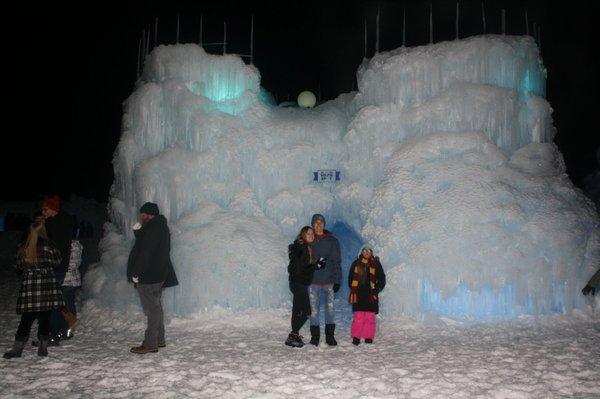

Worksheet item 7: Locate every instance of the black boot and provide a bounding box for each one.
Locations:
[352,337,360,345]
[37,336,49,357]
[309,325,320,346]
[325,324,337,346]
[285,332,304,348]
[3,336,28,359]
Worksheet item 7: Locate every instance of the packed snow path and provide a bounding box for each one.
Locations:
[1,269,599,398]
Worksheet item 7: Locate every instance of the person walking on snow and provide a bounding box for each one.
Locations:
[285,226,326,347]
[3,220,64,358]
[308,214,341,346]
[40,195,77,345]
[127,202,178,354]
[348,245,386,345]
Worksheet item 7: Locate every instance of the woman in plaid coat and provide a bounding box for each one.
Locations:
[3,220,64,358]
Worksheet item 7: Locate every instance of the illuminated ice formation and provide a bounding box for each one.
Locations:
[86,36,599,319]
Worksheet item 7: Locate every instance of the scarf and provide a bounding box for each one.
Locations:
[349,256,377,304]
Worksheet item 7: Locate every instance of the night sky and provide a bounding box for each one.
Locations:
[6,0,599,203]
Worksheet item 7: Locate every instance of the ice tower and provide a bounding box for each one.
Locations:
[86,35,600,320]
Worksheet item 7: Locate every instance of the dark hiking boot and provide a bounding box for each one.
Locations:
[130,345,158,354]
[352,337,360,345]
[285,332,304,348]
[158,343,166,348]
[325,324,337,346]
[365,339,373,344]
[3,336,28,359]
[309,325,320,346]
[38,336,49,357]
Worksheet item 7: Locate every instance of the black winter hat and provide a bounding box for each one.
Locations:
[311,213,325,226]
[140,202,160,216]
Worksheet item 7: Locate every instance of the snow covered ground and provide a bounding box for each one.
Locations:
[1,268,599,398]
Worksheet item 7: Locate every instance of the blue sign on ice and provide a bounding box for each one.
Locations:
[313,170,341,183]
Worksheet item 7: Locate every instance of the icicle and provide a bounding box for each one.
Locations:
[364,17,367,57]
[223,21,227,54]
[402,8,406,47]
[136,35,142,79]
[375,7,380,54]
[502,9,506,35]
[482,2,486,34]
[199,13,203,47]
[429,3,433,44]
[525,9,529,36]
[250,15,254,64]
[176,14,180,44]
[146,28,151,57]
[154,18,158,48]
[141,29,146,64]
[455,2,460,40]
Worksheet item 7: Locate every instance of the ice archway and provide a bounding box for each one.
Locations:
[86,35,599,320]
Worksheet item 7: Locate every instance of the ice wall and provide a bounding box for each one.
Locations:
[87,36,599,319]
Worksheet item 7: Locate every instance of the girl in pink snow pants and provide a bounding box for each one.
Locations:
[348,245,386,345]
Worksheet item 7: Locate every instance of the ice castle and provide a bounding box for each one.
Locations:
[86,34,600,320]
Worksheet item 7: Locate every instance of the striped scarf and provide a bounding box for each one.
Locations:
[349,256,377,304]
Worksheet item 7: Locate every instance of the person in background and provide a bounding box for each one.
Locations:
[285,226,326,347]
[127,202,178,354]
[39,195,76,345]
[60,238,84,340]
[308,214,341,346]
[582,268,599,296]
[3,221,64,358]
[348,245,386,345]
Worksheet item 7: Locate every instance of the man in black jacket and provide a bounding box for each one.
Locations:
[41,195,76,344]
[127,202,178,354]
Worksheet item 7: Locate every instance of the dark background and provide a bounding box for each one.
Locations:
[4,0,599,202]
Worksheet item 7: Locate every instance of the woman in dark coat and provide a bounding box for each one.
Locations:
[348,245,386,345]
[285,226,325,347]
[4,221,64,358]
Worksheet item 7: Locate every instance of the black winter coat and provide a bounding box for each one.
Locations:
[288,240,317,286]
[45,212,74,276]
[347,257,386,314]
[127,215,178,287]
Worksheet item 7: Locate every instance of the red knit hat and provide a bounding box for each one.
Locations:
[42,195,60,213]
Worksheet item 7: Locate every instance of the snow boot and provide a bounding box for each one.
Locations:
[309,325,320,346]
[365,338,373,344]
[285,332,304,348]
[325,324,337,346]
[37,336,49,357]
[3,336,28,359]
[352,337,360,345]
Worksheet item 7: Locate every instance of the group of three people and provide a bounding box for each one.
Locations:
[286,213,386,348]
[4,196,80,358]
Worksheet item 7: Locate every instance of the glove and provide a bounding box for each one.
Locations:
[132,276,139,284]
[333,283,340,293]
[582,285,596,296]
[133,222,142,231]
[317,257,327,269]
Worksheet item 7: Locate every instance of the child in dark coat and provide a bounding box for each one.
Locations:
[348,245,386,345]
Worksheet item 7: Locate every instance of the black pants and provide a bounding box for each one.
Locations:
[16,311,51,338]
[289,281,310,333]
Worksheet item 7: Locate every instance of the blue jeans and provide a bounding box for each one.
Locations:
[309,284,335,326]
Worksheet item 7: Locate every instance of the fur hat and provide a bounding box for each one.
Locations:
[140,202,159,216]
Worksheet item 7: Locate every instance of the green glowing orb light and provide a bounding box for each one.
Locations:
[297,91,316,108]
